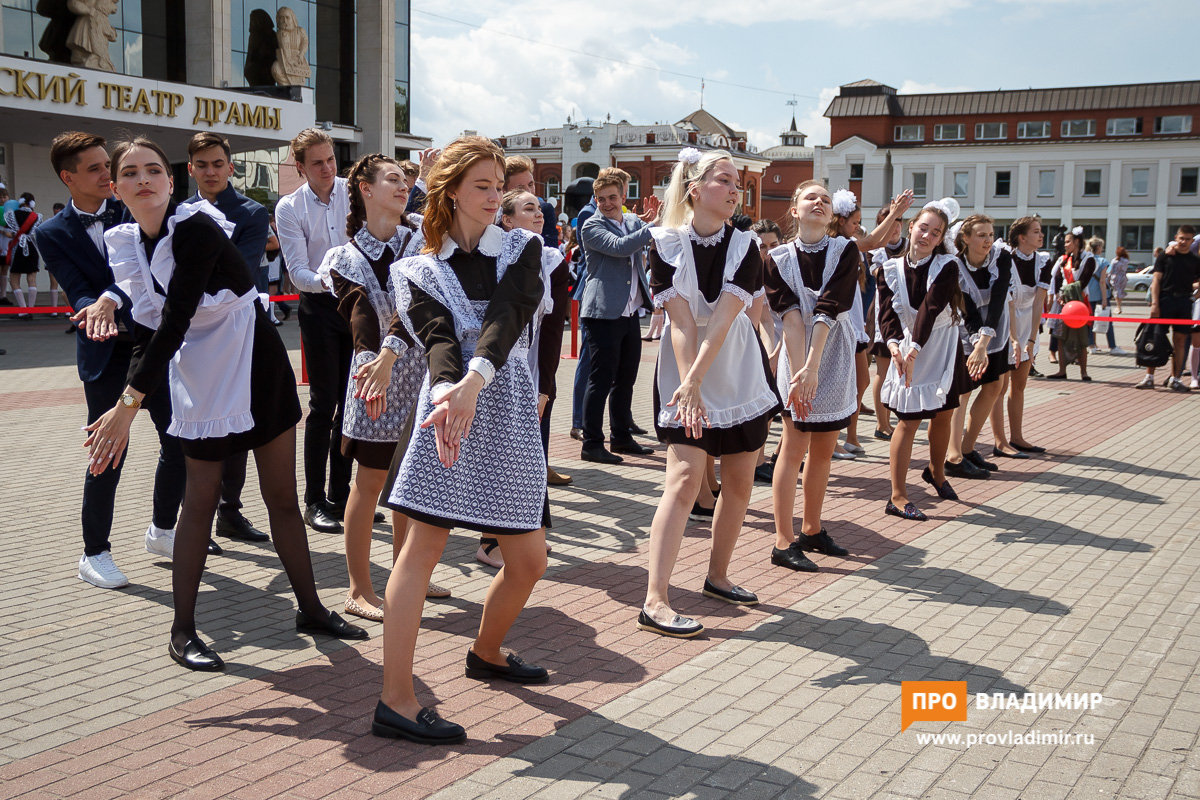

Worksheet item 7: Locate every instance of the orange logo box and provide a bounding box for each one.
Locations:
[901,681,968,731]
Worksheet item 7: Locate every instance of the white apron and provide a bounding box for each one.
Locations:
[1009,248,1049,363]
[771,238,858,425]
[957,241,1012,358]
[106,201,261,440]
[388,226,546,532]
[527,244,564,392]
[879,254,960,414]
[650,227,779,430]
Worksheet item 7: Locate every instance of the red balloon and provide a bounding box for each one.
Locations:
[1061,300,1091,329]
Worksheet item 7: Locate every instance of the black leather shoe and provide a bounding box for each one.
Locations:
[465,650,549,684]
[303,503,342,533]
[1011,442,1046,454]
[689,502,715,521]
[581,447,622,464]
[168,635,225,672]
[884,501,928,521]
[207,539,224,555]
[636,610,704,638]
[569,427,584,441]
[797,528,849,557]
[754,462,775,484]
[327,502,386,525]
[921,466,959,501]
[771,542,819,573]
[610,440,653,456]
[945,458,989,480]
[372,700,466,744]
[992,447,1030,460]
[215,512,270,542]
[702,578,759,606]
[296,609,369,640]
[628,423,649,436]
[965,451,998,472]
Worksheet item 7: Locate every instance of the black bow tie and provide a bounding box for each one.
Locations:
[78,208,116,228]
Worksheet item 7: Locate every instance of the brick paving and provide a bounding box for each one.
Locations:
[1,310,1198,799]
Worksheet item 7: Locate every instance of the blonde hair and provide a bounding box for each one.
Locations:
[659,150,734,230]
[420,135,506,255]
[504,155,535,181]
[788,179,827,240]
[290,127,334,173]
[593,167,630,194]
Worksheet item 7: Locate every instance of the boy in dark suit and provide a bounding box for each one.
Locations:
[35,131,185,589]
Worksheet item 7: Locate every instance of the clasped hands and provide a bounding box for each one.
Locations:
[420,371,485,468]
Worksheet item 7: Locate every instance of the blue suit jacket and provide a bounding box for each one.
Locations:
[34,201,134,382]
[183,186,269,274]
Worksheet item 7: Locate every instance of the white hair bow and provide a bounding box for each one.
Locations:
[677,147,702,165]
[1071,225,1084,236]
[831,189,857,217]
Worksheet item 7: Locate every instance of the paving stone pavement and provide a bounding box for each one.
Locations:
[1,311,1198,799]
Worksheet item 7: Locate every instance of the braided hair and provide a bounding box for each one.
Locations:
[344,152,400,238]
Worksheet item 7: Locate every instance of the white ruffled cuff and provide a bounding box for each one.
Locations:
[722,282,754,309]
[752,287,766,299]
[653,286,680,309]
[1036,281,1052,291]
[382,335,407,357]
[812,312,835,329]
[430,381,454,403]
[909,341,923,353]
[468,356,497,387]
[978,326,996,340]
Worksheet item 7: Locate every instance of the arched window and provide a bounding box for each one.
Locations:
[544,175,560,201]
[627,174,640,199]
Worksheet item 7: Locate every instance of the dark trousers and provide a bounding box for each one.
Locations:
[297,291,353,508]
[581,315,642,450]
[541,397,554,457]
[80,341,186,556]
[218,453,247,517]
[571,324,590,430]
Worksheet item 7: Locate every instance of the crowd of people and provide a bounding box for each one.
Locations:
[19,125,1200,746]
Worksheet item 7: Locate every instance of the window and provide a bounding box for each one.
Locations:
[934,124,965,141]
[953,172,969,197]
[1155,115,1192,134]
[744,181,756,208]
[545,175,561,201]
[1083,169,1102,197]
[912,172,927,198]
[894,125,924,142]
[658,172,673,187]
[1061,120,1096,138]
[1038,170,1056,197]
[849,163,864,180]
[1106,117,1142,136]
[975,122,1007,140]
[994,171,1011,197]
[1018,121,1051,139]
[624,175,638,199]
[1122,224,1156,251]
[1181,167,1199,196]
[1130,168,1150,196]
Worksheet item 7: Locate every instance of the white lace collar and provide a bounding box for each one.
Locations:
[688,223,726,248]
[796,235,830,253]
[906,252,933,267]
[436,224,503,260]
[354,225,409,261]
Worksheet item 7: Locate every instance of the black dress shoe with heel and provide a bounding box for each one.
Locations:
[296,609,369,640]
[964,451,998,472]
[207,539,224,556]
[797,528,849,557]
[169,635,225,671]
[610,439,653,456]
[771,542,819,573]
[701,578,759,606]
[372,700,466,744]
[581,447,623,464]
[464,650,549,684]
[215,512,270,542]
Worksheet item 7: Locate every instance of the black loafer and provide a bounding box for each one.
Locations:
[885,501,928,521]
[965,451,998,472]
[636,610,704,639]
[372,700,466,744]
[581,447,623,464]
[753,462,775,484]
[991,447,1030,460]
[296,609,369,640]
[921,466,959,501]
[771,543,819,572]
[797,528,849,557]
[1011,443,1046,454]
[610,440,653,456]
[701,578,759,606]
[688,502,715,521]
[215,512,270,542]
[569,427,584,441]
[207,538,224,556]
[169,635,225,672]
[874,429,892,441]
[945,459,989,480]
[628,423,649,436]
[303,503,342,533]
[465,650,549,684]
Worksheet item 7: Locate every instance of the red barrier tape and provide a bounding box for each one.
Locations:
[0,293,302,316]
[1043,313,1198,326]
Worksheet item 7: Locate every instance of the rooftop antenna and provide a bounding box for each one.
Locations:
[700,77,705,109]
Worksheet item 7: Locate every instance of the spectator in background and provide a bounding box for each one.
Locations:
[0,185,16,304]
[6,193,42,319]
[1086,236,1118,354]
[404,148,437,215]
[1051,226,1067,259]
[570,176,599,441]
[1109,245,1130,315]
[1137,226,1199,391]
[503,155,559,249]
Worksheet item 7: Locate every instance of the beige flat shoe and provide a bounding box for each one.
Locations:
[426,582,452,599]
[547,466,573,486]
[344,596,384,622]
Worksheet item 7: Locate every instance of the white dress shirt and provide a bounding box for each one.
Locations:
[275,176,350,294]
[612,215,645,317]
[71,198,125,308]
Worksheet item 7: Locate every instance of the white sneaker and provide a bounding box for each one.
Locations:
[145,524,175,559]
[1134,374,1155,390]
[1109,347,1129,356]
[78,552,129,589]
[1088,346,1101,354]
[1191,378,1199,390]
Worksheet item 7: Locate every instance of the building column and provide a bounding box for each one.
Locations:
[357,3,395,155]
[185,0,233,88]
[974,161,987,214]
[1015,162,1029,217]
[1061,161,1076,228]
[1106,159,1122,249]
[1153,158,1171,247]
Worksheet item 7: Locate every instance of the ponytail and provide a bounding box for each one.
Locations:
[658,149,734,230]
[344,152,399,238]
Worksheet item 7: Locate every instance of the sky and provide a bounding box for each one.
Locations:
[407,0,1196,152]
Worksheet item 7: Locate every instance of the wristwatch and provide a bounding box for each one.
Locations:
[120,393,141,409]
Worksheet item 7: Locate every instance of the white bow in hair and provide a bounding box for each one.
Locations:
[677,147,701,165]
[831,189,857,217]
[1071,225,1084,236]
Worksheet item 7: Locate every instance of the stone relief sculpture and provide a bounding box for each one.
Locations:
[244,8,279,86]
[66,0,119,72]
[270,7,311,86]
[36,0,77,63]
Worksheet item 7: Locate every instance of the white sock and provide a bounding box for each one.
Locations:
[26,286,37,308]
[50,289,59,306]
[147,523,174,540]
[11,288,25,307]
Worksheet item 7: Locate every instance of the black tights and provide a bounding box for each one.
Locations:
[171,427,328,648]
